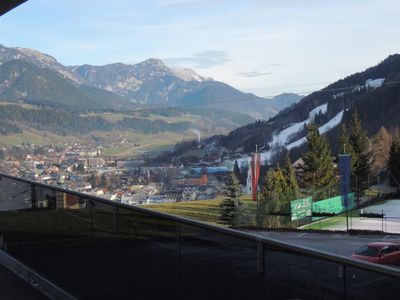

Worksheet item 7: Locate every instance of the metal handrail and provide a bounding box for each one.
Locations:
[1,172,399,278]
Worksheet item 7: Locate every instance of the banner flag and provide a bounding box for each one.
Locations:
[251,153,261,202]
[339,154,351,207]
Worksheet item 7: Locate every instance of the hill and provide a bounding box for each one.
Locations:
[163,54,400,161]
[0,59,135,111]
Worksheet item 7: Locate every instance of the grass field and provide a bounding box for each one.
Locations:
[0,130,80,146]
[144,197,257,225]
[102,131,187,158]
[88,111,203,124]
[0,126,188,159]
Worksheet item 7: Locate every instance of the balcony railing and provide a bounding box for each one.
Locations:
[0,173,399,299]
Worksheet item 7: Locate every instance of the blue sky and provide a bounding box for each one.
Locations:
[1,0,399,96]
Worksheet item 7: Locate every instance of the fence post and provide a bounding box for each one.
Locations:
[385,216,387,232]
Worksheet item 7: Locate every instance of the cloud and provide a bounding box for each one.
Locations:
[165,50,230,68]
[237,71,273,77]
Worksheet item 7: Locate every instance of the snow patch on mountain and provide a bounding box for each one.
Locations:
[365,78,385,88]
[268,103,328,148]
[333,78,385,99]
[285,109,344,150]
[319,110,344,134]
[309,103,328,119]
[170,67,205,82]
[231,108,345,166]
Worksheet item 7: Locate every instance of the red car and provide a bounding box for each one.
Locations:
[351,242,400,266]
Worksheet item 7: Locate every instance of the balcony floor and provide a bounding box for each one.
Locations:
[0,264,47,299]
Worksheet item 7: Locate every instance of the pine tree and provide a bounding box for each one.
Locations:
[258,170,278,228]
[219,174,242,227]
[388,137,400,192]
[302,123,336,200]
[274,165,292,217]
[283,153,299,199]
[257,166,293,228]
[349,111,371,197]
[273,165,290,195]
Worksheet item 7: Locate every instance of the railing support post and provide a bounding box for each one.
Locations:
[339,264,347,300]
[113,206,118,235]
[89,200,94,240]
[31,183,37,209]
[257,239,264,274]
[257,239,265,298]
[176,222,182,300]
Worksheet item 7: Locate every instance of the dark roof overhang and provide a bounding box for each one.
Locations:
[0,0,27,16]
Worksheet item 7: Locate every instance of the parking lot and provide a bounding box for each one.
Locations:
[311,199,400,233]
[247,230,400,257]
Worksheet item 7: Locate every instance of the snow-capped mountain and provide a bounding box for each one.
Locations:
[69,58,209,104]
[170,67,207,82]
[68,57,294,118]
[0,44,301,118]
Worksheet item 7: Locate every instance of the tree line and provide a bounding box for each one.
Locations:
[220,110,400,228]
[0,105,193,136]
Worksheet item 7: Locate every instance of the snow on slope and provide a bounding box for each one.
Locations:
[170,67,205,82]
[333,78,385,99]
[231,106,344,167]
[319,110,344,134]
[233,79,385,167]
[269,103,328,148]
[286,137,307,151]
[285,109,344,150]
[308,103,328,119]
[365,78,385,88]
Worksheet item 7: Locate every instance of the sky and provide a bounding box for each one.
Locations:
[0,0,399,96]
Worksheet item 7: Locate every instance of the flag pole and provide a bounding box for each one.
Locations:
[255,145,259,228]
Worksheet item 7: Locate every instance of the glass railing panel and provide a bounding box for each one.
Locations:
[0,177,32,212]
[180,224,259,300]
[346,267,400,299]
[88,205,180,299]
[0,176,399,299]
[0,177,32,245]
[0,179,93,298]
[263,247,343,299]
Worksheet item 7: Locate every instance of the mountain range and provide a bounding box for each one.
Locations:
[0,44,301,118]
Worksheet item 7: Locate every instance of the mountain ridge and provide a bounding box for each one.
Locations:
[0,44,301,118]
[0,59,135,111]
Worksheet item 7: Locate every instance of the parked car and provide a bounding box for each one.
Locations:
[351,242,400,265]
